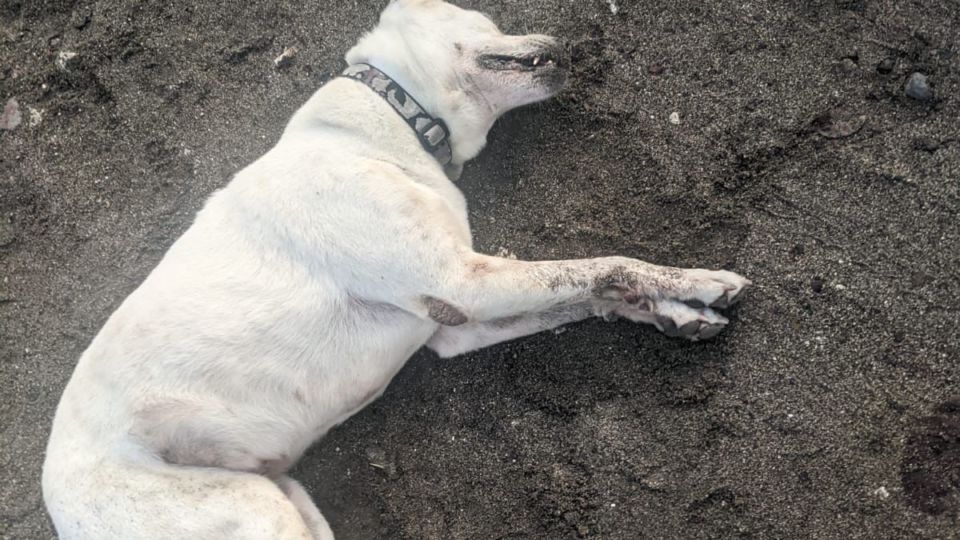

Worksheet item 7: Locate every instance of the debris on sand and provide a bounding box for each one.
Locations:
[365,446,399,479]
[904,72,933,101]
[1,98,21,130]
[606,0,619,14]
[811,111,864,139]
[669,111,680,125]
[56,50,78,70]
[28,107,44,127]
[873,486,891,499]
[273,46,298,69]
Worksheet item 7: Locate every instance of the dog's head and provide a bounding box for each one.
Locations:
[346,0,568,164]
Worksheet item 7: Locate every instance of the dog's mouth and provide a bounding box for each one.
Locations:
[477,49,565,72]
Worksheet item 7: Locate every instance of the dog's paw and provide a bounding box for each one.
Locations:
[604,298,728,341]
[651,299,729,340]
[594,268,750,341]
[675,269,751,310]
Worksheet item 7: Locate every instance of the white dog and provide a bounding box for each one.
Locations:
[42,1,749,538]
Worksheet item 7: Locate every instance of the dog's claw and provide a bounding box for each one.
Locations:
[698,323,724,340]
[710,285,747,309]
[656,315,679,337]
[678,320,701,336]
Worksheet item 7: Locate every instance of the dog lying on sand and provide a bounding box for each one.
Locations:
[43,1,750,538]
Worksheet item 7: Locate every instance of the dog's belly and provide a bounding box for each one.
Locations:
[122,298,435,473]
[50,249,438,478]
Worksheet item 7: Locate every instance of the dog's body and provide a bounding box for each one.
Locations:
[43,1,749,538]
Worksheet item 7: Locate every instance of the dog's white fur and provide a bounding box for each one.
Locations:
[42,1,749,538]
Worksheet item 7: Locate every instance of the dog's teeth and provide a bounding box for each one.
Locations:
[532,56,541,66]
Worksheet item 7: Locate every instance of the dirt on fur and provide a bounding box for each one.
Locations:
[1,1,959,539]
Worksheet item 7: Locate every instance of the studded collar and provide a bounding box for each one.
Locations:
[340,63,453,167]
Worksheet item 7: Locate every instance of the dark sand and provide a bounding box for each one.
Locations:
[2,0,959,538]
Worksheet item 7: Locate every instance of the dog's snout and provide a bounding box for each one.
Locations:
[531,36,568,68]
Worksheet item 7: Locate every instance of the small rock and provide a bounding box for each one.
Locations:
[606,0,618,15]
[840,58,858,73]
[273,46,298,69]
[669,111,680,125]
[647,63,665,76]
[0,98,21,130]
[811,276,824,294]
[641,472,668,491]
[905,72,933,101]
[56,51,78,71]
[873,486,890,499]
[71,7,92,30]
[576,524,590,537]
[876,58,895,74]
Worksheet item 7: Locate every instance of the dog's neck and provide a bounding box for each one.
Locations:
[341,64,454,168]
[343,54,495,166]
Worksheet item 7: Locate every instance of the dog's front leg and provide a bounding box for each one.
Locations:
[426,303,596,358]
[420,254,749,341]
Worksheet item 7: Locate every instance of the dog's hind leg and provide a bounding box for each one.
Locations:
[45,457,322,540]
[275,476,335,540]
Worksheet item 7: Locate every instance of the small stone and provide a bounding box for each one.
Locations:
[0,98,21,130]
[873,486,890,499]
[71,7,92,30]
[669,111,680,125]
[877,58,895,74]
[273,46,298,69]
[840,58,858,73]
[577,524,590,537]
[905,72,933,101]
[606,0,618,15]
[641,472,667,491]
[811,277,824,294]
[648,63,665,76]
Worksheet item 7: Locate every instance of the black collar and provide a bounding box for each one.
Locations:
[340,63,453,167]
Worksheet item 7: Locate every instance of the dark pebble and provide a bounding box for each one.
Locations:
[648,63,665,76]
[877,58,895,74]
[811,277,824,293]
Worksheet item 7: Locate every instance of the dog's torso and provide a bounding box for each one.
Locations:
[46,78,465,494]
